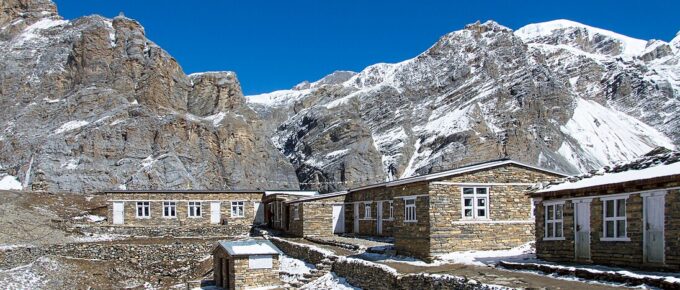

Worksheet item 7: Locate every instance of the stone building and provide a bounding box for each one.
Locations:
[342,159,565,260]
[213,239,282,290]
[286,191,348,237]
[530,148,680,270]
[105,190,266,227]
[261,190,318,232]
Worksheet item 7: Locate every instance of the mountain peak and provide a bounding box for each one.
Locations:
[515,19,648,57]
[0,0,57,27]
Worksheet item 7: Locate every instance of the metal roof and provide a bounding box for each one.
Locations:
[217,239,281,256]
[286,191,348,204]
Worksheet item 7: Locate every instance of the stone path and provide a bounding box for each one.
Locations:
[293,236,633,290]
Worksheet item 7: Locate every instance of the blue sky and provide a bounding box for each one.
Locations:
[53,0,679,95]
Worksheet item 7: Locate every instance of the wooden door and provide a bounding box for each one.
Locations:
[112,202,124,225]
[332,205,345,234]
[254,202,264,224]
[210,202,221,224]
[644,194,665,264]
[376,201,383,235]
[574,201,591,261]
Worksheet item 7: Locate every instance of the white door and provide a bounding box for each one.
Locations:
[353,203,360,234]
[644,194,665,264]
[113,202,124,225]
[376,201,383,235]
[574,201,591,261]
[332,205,345,234]
[254,202,264,224]
[210,202,221,224]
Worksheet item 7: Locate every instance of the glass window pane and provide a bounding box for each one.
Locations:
[477,209,486,217]
[606,220,614,237]
[555,222,563,237]
[547,223,554,237]
[616,200,625,217]
[616,220,626,238]
[464,198,472,207]
[463,188,474,195]
[476,188,487,195]
[465,209,472,217]
[556,205,563,219]
[477,198,486,207]
[547,205,554,220]
[606,200,614,218]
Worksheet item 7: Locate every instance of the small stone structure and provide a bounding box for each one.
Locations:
[212,239,282,290]
[286,192,347,237]
[530,148,680,271]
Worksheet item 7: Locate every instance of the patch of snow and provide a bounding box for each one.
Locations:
[70,233,123,243]
[280,255,314,276]
[203,112,225,127]
[86,215,105,222]
[538,161,680,193]
[60,159,78,170]
[0,244,29,251]
[515,19,647,57]
[300,273,360,290]
[558,98,675,171]
[117,184,127,190]
[23,157,33,190]
[14,18,68,46]
[436,242,534,267]
[246,89,311,107]
[43,97,61,103]
[54,120,89,134]
[0,175,22,190]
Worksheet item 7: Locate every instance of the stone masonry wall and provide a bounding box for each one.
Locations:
[232,255,281,290]
[107,192,263,226]
[536,181,680,271]
[301,196,345,237]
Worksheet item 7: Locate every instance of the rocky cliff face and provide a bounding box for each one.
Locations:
[248,20,679,192]
[0,0,299,192]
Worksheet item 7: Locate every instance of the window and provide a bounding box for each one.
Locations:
[364,202,372,219]
[603,198,627,240]
[163,201,176,218]
[293,204,300,220]
[388,201,394,220]
[249,255,273,269]
[530,198,535,218]
[188,201,202,217]
[136,201,150,218]
[544,203,564,239]
[462,187,489,219]
[404,198,417,222]
[231,201,245,218]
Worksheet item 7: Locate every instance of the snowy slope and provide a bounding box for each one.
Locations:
[247,20,679,191]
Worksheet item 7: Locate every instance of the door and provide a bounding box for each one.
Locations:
[574,201,591,261]
[376,201,383,235]
[210,202,221,224]
[254,202,264,224]
[332,205,345,234]
[644,194,665,264]
[353,203,360,234]
[112,202,124,225]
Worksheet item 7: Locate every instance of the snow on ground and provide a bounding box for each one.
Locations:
[436,242,535,267]
[0,175,22,190]
[301,273,360,290]
[246,89,311,107]
[280,255,314,276]
[0,256,60,289]
[70,233,125,243]
[72,214,106,223]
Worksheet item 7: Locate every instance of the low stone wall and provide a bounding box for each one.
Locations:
[269,236,493,290]
[499,261,680,290]
[77,224,253,237]
[1,241,215,280]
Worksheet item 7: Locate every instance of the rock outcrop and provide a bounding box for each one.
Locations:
[0,0,299,192]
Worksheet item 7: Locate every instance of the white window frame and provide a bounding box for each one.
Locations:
[162,201,176,218]
[293,204,300,220]
[363,202,372,220]
[601,196,630,241]
[388,201,394,220]
[136,201,150,218]
[530,198,535,218]
[231,201,245,218]
[461,187,490,219]
[188,201,202,218]
[544,201,565,241]
[404,197,417,223]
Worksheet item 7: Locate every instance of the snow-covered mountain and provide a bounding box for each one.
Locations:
[247,20,679,192]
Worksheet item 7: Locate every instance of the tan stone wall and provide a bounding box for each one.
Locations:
[107,192,263,227]
[213,248,280,290]
[536,181,680,270]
